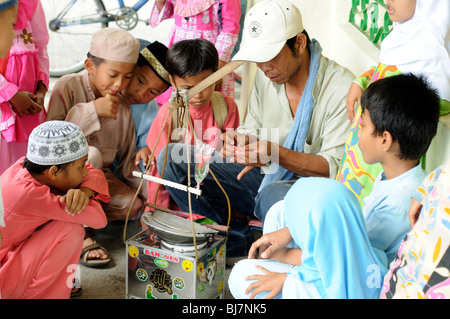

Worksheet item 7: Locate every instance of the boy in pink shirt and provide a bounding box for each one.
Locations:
[145,38,239,209]
[0,121,110,298]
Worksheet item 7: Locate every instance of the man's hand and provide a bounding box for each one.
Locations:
[233,137,272,167]
[220,130,247,158]
[221,131,275,180]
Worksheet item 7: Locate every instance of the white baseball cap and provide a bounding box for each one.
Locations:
[232,0,304,63]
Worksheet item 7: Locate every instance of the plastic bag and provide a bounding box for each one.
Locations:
[194,138,214,188]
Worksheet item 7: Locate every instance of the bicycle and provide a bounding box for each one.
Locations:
[42,0,151,77]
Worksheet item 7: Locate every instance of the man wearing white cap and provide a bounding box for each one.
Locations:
[160,0,354,257]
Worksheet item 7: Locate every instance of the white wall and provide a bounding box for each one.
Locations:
[292,0,379,77]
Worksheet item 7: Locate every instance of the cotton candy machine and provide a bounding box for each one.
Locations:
[126,210,226,299]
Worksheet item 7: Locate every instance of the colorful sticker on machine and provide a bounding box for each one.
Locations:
[197,262,204,275]
[144,248,179,263]
[150,268,173,295]
[136,268,148,282]
[128,245,139,258]
[182,260,194,272]
[145,284,157,299]
[218,245,225,258]
[154,258,169,268]
[174,277,185,290]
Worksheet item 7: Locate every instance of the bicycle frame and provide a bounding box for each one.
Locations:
[49,0,149,31]
[118,0,149,11]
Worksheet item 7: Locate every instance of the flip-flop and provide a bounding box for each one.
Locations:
[80,241,111,267]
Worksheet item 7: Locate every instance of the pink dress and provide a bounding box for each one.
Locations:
[0,158,110,299]
[0,0,49,175]
[145,94,239,210]
[150,0,241,103]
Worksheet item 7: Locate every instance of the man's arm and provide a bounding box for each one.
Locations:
[276,145,329,177]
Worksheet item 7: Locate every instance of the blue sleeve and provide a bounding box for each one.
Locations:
[365,202,410,264]
[132,100,159,150]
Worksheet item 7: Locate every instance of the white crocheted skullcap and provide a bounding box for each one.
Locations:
[27,121,89,166]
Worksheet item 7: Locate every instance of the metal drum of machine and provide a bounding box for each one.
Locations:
[126,210,226,299]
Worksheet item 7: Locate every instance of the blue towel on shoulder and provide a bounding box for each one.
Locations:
[258,40,322,192]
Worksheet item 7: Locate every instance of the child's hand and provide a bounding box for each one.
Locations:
[135,146,154,170]
[346,82,363,122]
[10,91,43,117]
[60,188,91,216]
[248,227,293,260]
[34,80,48,109]
[244,266,287,299]
[94,94,119,119]
[408,197,423,227]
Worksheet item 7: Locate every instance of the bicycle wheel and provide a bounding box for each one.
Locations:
[42,0,108,77]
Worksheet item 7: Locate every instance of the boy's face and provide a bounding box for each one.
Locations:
[124,65,169,105]
[51,155,88,193]
[0,4,18,58]
[86,59,135,98]
[386,0,416,23]
[358,109,383,164]
[172,70,215,109]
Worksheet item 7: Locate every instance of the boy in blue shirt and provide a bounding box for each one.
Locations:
[228,73,441,299]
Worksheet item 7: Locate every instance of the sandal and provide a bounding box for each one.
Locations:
[80,227,111,267]
[80,241,111,267]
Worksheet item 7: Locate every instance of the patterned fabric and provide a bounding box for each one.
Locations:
[149,0,240,98]
[140,47,170,84]
[173,0,215,17]
[336,63,401,208]
[27,121,88,165]
[381,159,450,299]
